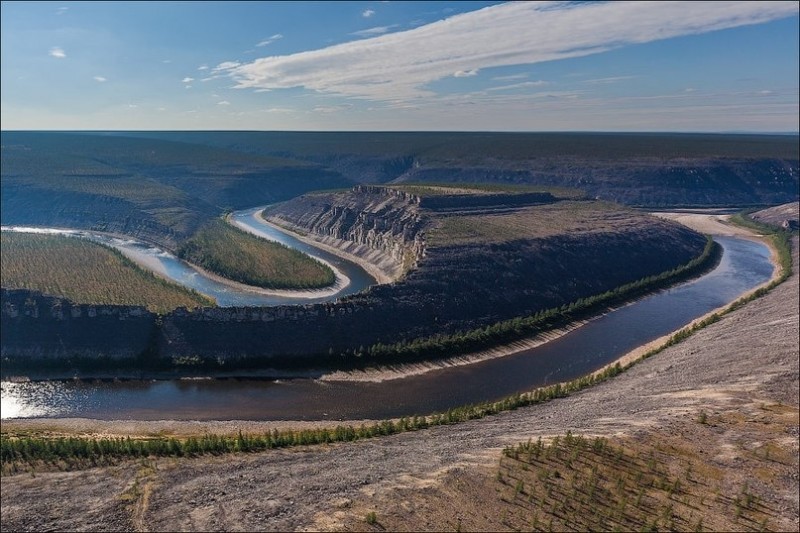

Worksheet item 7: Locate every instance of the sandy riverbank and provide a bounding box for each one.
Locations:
[1,213,784,438]
[2,234,796,532]
[315,212,780,383]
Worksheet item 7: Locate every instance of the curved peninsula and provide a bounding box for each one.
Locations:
[1,185,714,376]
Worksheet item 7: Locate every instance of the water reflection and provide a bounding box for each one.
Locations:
[0,236,775,421]
[1,214,376,306]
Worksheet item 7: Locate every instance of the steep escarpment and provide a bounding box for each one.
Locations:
[264,185,428,281]
[1,186,711,371]
[1,289,154,361]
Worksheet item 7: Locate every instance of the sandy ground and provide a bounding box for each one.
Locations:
[1,225,797,531]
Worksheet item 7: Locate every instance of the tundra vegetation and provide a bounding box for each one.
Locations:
[2,209,791,471]
[0,232,212,313]
[176,219,335,290]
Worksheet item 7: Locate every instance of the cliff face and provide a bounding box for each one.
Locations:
[1,189,712,371]
[1,289,154,360]
[265,186,427,280]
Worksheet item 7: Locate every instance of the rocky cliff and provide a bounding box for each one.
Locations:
[264,186,428,281]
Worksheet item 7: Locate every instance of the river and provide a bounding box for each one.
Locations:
[1,234,774,421]
[1,208,375,307]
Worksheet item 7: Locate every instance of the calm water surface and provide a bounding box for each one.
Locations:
[1,236,773,421]
[1,208,375,307]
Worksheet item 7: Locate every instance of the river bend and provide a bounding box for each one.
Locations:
[1,235,774,421]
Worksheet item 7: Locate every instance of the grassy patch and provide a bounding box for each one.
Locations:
[177,219,335,290]
[0,232,212,313]
[2,211,791,474]
[494,424,794,532]
[428,201,638,246]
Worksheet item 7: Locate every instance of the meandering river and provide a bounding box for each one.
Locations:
[1,230,774,421]
[1,207,375,307]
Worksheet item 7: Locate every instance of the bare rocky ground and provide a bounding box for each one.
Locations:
[1,234,797,532]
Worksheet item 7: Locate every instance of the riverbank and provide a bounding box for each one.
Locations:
[316,213,780,383]
[256,210,397,285]
[2,236,796,531]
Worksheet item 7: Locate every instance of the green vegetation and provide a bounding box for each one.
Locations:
[353,236,718,365]
[0,232,212,313]
[1,211,791,474]
[495,430,784,531]
[126,131,800,161]
[177,219,335,290]
[390,182,584,198]
[1,132,354,246]
[0,363,628,474]
[428,200,612,245]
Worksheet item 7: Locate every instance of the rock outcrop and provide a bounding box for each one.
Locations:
[264,186,428,281]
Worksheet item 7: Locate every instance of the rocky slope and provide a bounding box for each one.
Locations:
[264,185,428,281]
[1,187,709,369]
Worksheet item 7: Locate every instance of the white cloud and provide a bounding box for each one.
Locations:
[56,7,68,15]
[93,76,107,83]
[492,74,528,81]
[217,100,231,105]
[213,61,241,72]
[260,107,295,113]
[487,80,549,91]
[162,59,172,64]
[49,47,66,59]
[182,77,195,83]
[314,105,351,113]
[257,34,284,47]
[350,26,396,37]
[185,85,192,89]
[363,9,375,18]
[453,69,479,78]
[198,65,209,71]
[226,1,798,103]
[583,76,637,85]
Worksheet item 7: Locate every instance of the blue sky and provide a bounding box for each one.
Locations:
[1,1,798,132]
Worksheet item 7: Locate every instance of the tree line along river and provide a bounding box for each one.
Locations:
[0,208,774,421]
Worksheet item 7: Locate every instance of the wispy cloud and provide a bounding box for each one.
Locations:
[314,105,351,113]
[93,76,107,83]
[492,74,528,81]
[214,61,241,72]
[350,25,396,37]
[256,33,283,47]
[198,65,209,71]
[217,100,231,105]
[487,80,549,91]
[363,9,375,18]
[227,1,798,103]
[56,6,68,15]
[583,76,637,85]
[49,47,66,59]
[453,69,479,78]
[260,107,295,113]
[182,77,195,83]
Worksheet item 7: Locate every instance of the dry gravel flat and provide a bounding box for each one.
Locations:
[1,238,797,532]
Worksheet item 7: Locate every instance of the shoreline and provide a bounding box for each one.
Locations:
[1,224,350,302]
[256,210,398,285]
[1,214,784,437]
[316,213,779,383]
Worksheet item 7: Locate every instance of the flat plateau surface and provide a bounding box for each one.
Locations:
[1,227,797,531]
